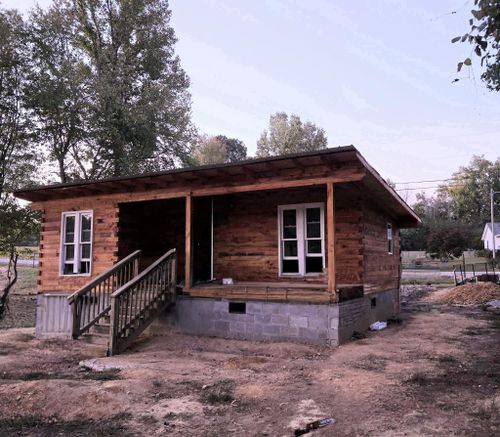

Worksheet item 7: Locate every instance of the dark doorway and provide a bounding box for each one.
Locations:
[118,198,185,283]
[193,197,213,283]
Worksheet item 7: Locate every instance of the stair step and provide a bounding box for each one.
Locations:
[81,333,109,346]
[91,324,111,335]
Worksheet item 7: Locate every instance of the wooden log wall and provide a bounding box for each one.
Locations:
[37,197,119,293]
[362,202,401,293]
[212,186,364,286]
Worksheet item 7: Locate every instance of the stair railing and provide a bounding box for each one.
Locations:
[68,250,142,338]
[109,249,177,356]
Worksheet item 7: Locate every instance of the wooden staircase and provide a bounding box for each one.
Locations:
[68,249,177,355]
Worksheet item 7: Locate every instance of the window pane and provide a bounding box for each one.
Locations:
[284,241,298,257]
[388,240,393,253]
[306,256,323,273]
[81,229,91,243]
[65,216,75,243]
[307,240,322,254]
[282,259,299,273]
[80,261,90,274]
[65,245,74,261]
[81,214,92,230]
[63,263,74,275]
[306,208,320,223]
[306,223,320,238]
[81,243,91,259]
[282,209,296,226]
[283,226,297,239]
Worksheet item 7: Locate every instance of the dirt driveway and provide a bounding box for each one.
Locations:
[0,290,499,436]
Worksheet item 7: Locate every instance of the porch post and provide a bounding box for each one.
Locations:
[326,182,337,301]
[185,193,192,290]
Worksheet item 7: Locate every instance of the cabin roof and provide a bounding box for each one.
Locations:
[14,145,420,227]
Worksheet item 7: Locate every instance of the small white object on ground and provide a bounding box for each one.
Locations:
[485,299,500,309]
[370,321,387,331]
[222,278,234,285]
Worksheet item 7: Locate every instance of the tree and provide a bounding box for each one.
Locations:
[26,3,91,183]
[0,200,40,320]
[440,155,500,225]
[0,8,36,197]
[453,1,500,91]
[73,0,194,177]
[191,135,228,166]
[256,112,327,157]
[426,223,471,260]
[215,135,247,162]
[191,134,247,165]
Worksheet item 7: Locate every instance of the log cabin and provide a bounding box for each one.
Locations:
[15,145,420,355]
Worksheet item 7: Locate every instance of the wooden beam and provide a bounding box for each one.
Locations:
[184,193,192,290]
[327,182,337,300]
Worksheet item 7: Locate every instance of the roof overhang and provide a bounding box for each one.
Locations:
[14,145,420,227]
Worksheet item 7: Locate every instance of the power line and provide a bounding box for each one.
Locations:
[395,184,466,192]
[394,178,453,185]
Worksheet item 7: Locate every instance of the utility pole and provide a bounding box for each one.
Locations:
[492,188,500,260]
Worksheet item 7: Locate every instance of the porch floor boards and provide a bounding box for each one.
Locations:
[184,281,337,303]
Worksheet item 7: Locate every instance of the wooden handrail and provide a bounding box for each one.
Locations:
[111,249,176,299]
[68,250,142,339]
[68,250,142,304]
[109,249,177,355]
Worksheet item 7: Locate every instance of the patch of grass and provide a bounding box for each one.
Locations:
[404,372,430,385]
[470,398,499,422]
[462,326,490,336]
[436,354,458,363]
[81,369,121,381]
[0,413,134,436]
[200,379,235,405]
[0,368,121,381]
[349,354,387,372]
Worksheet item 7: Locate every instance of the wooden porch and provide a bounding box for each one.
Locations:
[184,281,363,304]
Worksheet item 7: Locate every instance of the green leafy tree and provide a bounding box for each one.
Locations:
[440,155,500,225]
[73,0,194,176]
[0,200,40,319]
[26,3,91,183]
[426,223,472,261]
[453,0,500,91]
[0,8,37,197]
[256,112,327,157]
[191,135,247,166]
[215,135,247,162]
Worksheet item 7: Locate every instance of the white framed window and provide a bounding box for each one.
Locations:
[278,203,325,276]
[60,211,93,275]
[387,223,393,255]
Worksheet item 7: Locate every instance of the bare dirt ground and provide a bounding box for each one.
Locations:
[0,287,499,436]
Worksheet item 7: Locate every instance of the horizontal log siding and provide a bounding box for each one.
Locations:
[212,187,363,285]
[362,203,401,293]
[38,198,119,293]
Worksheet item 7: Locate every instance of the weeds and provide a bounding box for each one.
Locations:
[0,413,134,436]
[200,379,235,405]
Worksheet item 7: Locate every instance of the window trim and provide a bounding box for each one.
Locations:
[387,222,393,255]
[278,203,325,277]
[60,210,93,276]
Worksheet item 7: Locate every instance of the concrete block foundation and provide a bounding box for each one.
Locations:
[152,288,400,345]
[35,288,400,346]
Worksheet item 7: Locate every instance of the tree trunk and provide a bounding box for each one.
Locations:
[0,250,18,320]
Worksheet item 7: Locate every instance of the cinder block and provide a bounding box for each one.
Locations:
[271,314,289,325]
[246,323,263,335]
[255,314,272,324]
[246,302,263,314]
[213,300,228,311]
[290,315,308,328]
[213,321,230,332]
[262,325,280,336]
[280,325,299,337]
[229,322,246,333]
[298,327,319,340]
[262,303,281,314]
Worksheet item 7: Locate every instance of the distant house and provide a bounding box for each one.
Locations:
[15,146,420,355]
[482,222,500,251]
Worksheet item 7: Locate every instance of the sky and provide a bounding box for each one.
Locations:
[3,0,500,201]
